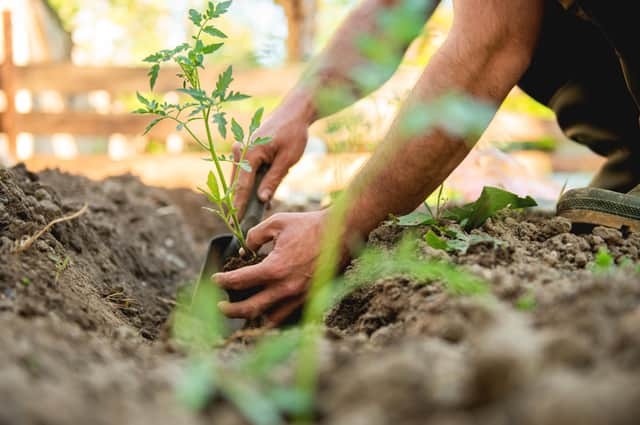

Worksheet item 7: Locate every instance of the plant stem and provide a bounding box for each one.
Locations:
[436,184,444,220]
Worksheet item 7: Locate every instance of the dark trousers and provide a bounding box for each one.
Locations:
[518,0,640,192]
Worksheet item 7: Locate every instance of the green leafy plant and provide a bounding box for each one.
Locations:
[424,184,446,220]
[346,236,489,296]
[442,186,537,230]
[395,186,536,230]
[515,291,537,311]
[591,247,615,273]
[135,0,270,251]
[424,227,503,254]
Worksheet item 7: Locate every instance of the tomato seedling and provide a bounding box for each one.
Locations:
[135,0,271,251]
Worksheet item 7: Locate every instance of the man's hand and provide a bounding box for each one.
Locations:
[232,108,310,219]
[213,210,330,327]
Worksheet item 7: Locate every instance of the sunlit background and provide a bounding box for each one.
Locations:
[1,0,602,205]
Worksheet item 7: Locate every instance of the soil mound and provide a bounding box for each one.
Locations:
[1,165,199,339]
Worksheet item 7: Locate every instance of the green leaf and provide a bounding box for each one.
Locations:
[219,379,282,425]
[231,118,244,142]
[206,1,216,18]
[136,91,150,108]
[213,113,227,139]
[443,186,537,230]
[225,91,250,102]
[176,358,216,411]
[214,0,232,17]
[253,136,272,146]
[177,88,209,102]
[397,211,436,227]
[592,247,614,273]
[202,42,224,54]
[215,66,233,98]
[250,107,264,134]
[148,64,160,90]
[189,9,202,26]
[143,117,166,135]
[515,292,537,311]
[206,171,220,201]
[424,230,448,251]
[198,187,220,204]
[203,26,227,38]
[143,51,163,63]
[239,331,302,377]
[268,386,312,416]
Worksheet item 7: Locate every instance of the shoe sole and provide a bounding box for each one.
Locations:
[557,188,640,232]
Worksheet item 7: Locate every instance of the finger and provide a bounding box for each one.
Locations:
[213,259,275,290]
[244,215,282,252]
[218,284,294,319]
[258,157,290,202]
[265,294,306,328]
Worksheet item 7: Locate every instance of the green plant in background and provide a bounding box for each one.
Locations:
[135,0,271,251]
[395,186,535,229]
[424,228,502,255]
[345,236,489,297]
[515,291,537,311]
[395,186,536,254]
[442,186,537,230]
[591,247,615,273]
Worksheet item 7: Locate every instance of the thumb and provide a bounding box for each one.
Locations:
[258,159,290,202]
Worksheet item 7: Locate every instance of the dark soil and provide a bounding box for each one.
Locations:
[224,253,267,272]
[320,216,640,425]
[2,164,640,425]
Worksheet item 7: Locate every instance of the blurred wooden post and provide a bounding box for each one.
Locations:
[277,0,316,62]
[1,10,17,158]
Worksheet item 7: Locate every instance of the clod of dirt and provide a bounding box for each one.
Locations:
[223,253,267,272]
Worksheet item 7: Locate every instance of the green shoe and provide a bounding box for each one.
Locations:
[557,185,640,232]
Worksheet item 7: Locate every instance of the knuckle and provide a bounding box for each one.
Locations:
[269,212,287,225]
[281,280,302,296]
[246,228,260,244]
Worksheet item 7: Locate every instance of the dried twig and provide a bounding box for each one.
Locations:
[13,203,89,254]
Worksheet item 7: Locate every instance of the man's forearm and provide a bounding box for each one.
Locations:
[278,0,439,125]
[340,0,544,243]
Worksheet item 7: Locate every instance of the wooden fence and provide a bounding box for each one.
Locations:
[0,10,300,159]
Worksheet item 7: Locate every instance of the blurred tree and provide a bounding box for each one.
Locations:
[276,0,317,62]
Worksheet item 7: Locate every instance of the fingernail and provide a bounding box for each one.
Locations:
[211,273,220,282]
[259,189,272,201]
[217,301,229,311]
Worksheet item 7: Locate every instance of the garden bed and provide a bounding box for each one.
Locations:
[1,165,640,425]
